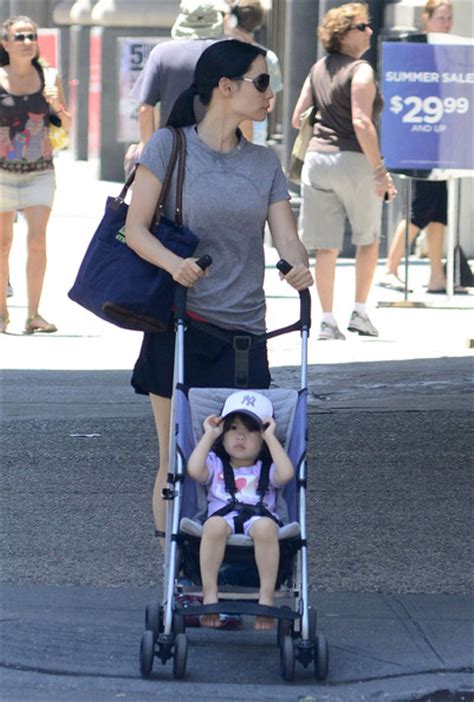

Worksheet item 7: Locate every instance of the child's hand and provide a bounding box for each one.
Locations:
[261,416,277,438]
[203,414,223,439]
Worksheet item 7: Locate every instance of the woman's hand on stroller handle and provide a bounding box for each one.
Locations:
[172,255,213,288]
[277,259,313,291]
[174,255,212,318]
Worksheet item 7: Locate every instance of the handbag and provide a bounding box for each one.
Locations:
[68,127,199,332]
[43,67,69,152]
[288,67,317,185]
[288,105,316,185]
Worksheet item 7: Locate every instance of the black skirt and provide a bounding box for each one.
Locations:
[131,321,271,398]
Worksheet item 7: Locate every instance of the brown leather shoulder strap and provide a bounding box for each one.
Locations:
[117,127,183,225]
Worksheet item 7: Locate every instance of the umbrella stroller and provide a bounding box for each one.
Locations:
[139,259,329,682]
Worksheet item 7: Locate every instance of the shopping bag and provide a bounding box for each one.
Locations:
[68,128,198,332]
[288,105,315,185]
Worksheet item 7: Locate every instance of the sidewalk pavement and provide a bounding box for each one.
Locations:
[2,151,473,372]
[1,152,473,701]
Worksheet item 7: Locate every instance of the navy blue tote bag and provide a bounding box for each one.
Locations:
[68,127,198,332]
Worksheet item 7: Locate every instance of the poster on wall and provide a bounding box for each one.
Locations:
[38,29,60,70]
[381,41,474,173]
[117,37,165,143]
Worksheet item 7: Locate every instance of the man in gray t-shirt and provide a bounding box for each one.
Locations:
[132,1,227,146]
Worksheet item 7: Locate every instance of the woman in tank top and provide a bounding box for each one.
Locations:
[0,15,71,334]
[292,3,396,341]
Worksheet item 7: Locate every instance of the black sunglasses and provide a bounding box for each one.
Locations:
[235,73,271,93]
[349,22,372,32]
[12,32,38,42]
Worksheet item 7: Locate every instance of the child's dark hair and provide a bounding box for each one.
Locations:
[166,39,266,128]
[212,412,271,464]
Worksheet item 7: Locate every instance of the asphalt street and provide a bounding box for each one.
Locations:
[0,153,473,701]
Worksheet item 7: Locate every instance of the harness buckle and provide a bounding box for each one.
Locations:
[233,335,251,387]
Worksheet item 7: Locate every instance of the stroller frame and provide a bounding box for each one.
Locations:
[139,259,329,682]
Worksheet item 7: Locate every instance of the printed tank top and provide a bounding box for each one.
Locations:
[0,64,54,173]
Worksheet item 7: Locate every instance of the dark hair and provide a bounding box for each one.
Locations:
[166,39,266,128]
[0,15,40,66]
[212,411,271,465]
[231,1,265,34]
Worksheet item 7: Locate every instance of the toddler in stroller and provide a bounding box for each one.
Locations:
[187,390,294,630]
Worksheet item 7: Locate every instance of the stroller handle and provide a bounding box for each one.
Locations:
[276,259,311,330]
[174,255,212,319]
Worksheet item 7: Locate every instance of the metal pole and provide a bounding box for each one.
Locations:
[282,0,319,174]
[446,178,457,300]
[403,178,412,301]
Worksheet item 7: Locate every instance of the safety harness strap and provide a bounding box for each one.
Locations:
[210,456,280,534]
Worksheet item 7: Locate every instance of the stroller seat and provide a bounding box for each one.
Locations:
[179,516,300,546]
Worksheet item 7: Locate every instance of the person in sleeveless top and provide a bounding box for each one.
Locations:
[0,15,71,334]
[378,1,460,294]
[125,40,313,542]
[292,3,396,341]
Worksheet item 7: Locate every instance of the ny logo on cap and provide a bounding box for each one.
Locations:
[241,394,256,407]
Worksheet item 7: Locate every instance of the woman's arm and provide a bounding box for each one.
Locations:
[351,64,396,201]
[261,418,294,487]
[44,74,71,131]
[125,164,205,286]
[291,76,313,129]
[267,200,313,290]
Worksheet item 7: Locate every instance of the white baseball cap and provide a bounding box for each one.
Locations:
[221,390,273,426]
[171,1,227,39]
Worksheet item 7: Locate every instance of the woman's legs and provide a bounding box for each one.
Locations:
[384,219,420,278]
[200,516,232,627]
[149,393,172,541]
[0,211,15,330]
[249,517,279,630]
[315,248,339,312]
[22,205,52,321]
[425,222,446,291]
[355,240,379,304]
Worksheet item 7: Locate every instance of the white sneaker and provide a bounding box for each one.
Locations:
[318,321,346,341]
[347,311,379,337]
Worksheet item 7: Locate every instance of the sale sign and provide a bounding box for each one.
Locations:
[117,37,163,142]
[380,42,474,170]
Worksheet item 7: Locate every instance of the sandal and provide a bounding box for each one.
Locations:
[0,314,9,333]
[24,314,57,335]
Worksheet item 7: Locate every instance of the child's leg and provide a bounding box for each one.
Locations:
[199,516,232,628]
[248,517,279,630]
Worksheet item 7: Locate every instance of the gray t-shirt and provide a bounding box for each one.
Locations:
[131,38,221,127]
[139,125,290,333]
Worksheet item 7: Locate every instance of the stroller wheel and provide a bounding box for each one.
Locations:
[307,606,317,642]
[314,634,329,681]
[139,630,155,678]
[145,602,162,641]
[173,612,185,636]
[280,635,295,682]
[277,606,293,648]
[173,633,188,680]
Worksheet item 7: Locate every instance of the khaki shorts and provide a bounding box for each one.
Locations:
[0,168,56,212]
[299,150,382,251]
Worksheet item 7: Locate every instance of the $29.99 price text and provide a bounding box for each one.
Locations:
[389,94,469,132]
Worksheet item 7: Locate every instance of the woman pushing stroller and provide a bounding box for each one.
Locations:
[187,390,293,630]
[125,39,312,541]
